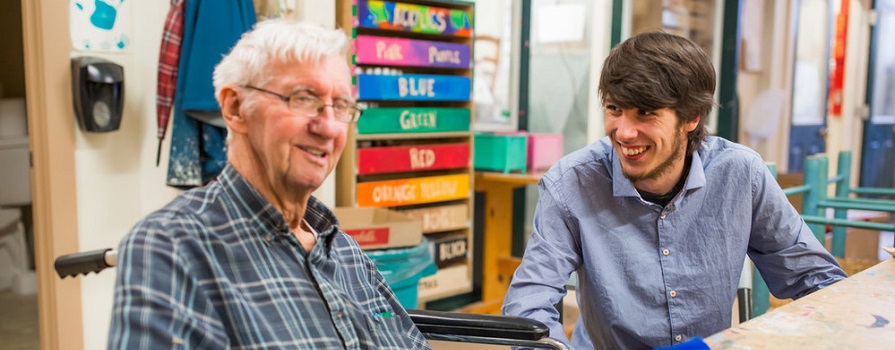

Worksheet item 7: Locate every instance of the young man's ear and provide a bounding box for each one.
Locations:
[220,86,247,135]
[684,116,701,133]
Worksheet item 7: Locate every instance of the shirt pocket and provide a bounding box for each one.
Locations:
[368,308,414,349]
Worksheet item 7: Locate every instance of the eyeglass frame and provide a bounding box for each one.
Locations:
[240,84,363,123]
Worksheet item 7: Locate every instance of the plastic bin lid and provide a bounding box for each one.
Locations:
[365,237,430,261]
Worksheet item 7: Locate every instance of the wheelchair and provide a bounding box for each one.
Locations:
[55,248,569,349]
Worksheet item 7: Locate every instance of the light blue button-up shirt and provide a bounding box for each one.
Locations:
[502,136,846,349]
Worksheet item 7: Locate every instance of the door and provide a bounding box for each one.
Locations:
[788,0,833,172]
[860,0,895,190]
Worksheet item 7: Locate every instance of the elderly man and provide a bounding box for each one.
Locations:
[502,31,846,350]
[108,19,431,349]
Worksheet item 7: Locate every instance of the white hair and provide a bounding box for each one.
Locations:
[212,18,350,100]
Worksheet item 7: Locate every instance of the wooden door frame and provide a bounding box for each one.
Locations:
[22,1,84,349]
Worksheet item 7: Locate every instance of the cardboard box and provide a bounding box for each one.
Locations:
[418,263,470,302]
[399,203,468,234]
[776,172,804,212]
[334,207,422,250]
[824,209,890,262]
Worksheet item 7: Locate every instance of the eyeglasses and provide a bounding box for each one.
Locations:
[241,85,363,123]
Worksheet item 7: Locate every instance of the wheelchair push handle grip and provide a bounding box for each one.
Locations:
[54,248,117,278]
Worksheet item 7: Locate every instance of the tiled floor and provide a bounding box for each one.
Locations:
[0,291,39,350]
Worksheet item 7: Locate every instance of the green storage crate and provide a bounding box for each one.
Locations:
[474,132,528,173]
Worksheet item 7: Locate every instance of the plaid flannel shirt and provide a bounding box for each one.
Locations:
[109,165,432,349]
[156,0,184,140]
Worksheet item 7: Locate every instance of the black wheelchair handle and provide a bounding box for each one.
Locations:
[54,248,117,278]
[408,309,550,341]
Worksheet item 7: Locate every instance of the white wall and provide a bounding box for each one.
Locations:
[74,1,336,348]
[586,0,613,142]
[74,2,176,348]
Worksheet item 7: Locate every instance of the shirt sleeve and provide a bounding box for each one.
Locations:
[108,218,227,349]
[747,158,847,299]
[501,175,582,347]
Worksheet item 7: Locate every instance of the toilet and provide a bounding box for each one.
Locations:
[0,208,27,292]
[0,136,31,206]
[0,97,35,295]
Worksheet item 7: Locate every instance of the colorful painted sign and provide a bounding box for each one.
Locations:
[357,174,470,207]
[357,107,470,134]
[400,204,469,233]
[358,144,470,175]
[357,74,471,101]
[356,35,471,69]
[357,0,473,37]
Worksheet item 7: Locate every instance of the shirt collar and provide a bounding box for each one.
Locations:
[218,164,339,239]
[610,148,707,198]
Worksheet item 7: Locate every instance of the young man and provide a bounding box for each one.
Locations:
[108,19,431,349]
[502,32,846,349]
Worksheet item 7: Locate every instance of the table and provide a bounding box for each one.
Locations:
[705,258,895,349]
[474,171,543,302]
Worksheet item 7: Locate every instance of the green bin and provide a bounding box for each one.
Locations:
[365,238,437,309]
[474,132,528,173]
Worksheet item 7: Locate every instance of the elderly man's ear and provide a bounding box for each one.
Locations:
[220,86,247,135]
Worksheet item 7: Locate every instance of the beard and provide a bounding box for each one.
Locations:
[622,129,687,183]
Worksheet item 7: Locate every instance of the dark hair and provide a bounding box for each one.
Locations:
[598,31,715,154]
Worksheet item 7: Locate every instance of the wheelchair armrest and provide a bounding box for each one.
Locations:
[407,309,549,341]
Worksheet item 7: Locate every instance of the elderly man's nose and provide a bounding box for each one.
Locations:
[309,113,341,136]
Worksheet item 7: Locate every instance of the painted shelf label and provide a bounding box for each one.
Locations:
[357,74,471,101]
[357,0,473,37]
[358,144,470,175]
[430,234,468,267]
[357,174,470,207]
[357,107,470,134]
[356,35,471,69]
[400,203,469,233]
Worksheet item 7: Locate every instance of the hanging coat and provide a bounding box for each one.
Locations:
[166,0,256,188]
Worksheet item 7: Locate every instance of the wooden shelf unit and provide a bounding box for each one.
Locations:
[337,0,476,305]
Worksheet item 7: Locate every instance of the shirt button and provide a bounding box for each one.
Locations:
[336,312,343,319]
[660,213,667,219]
[662,249,670,256]
[670,290,677,297]
[675,335,683,342]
